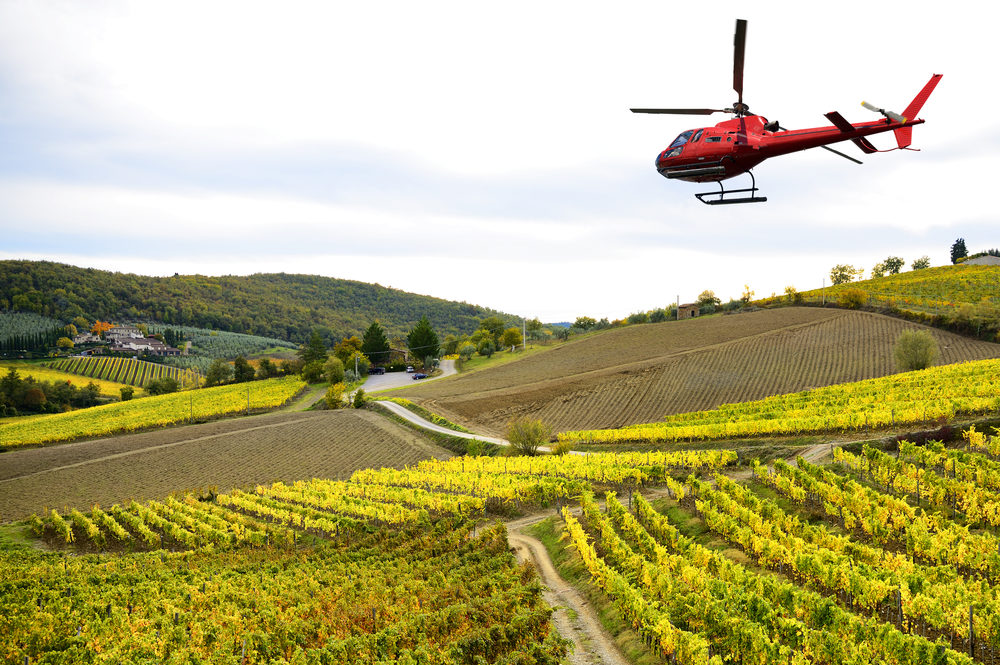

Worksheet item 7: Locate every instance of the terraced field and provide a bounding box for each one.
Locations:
[0,409,450,521]
[390,307,1000,435]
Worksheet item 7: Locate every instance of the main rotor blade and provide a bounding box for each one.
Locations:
[733,19,747,104]
[630,108,724,115]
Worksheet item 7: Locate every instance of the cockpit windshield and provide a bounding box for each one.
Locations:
[668,130,696,149]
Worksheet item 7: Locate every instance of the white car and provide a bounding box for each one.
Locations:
[406,365,414,373]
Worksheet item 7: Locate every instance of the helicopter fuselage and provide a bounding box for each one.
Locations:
[656,114,925,183]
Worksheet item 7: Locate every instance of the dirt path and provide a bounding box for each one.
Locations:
[508,523,631,665]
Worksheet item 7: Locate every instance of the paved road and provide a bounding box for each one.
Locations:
[374,399,509,446]
[373,398,588,456]
[363,359,457,393]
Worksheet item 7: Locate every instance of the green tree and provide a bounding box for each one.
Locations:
[298,330,329,365]
[333,336,363,365]
[458,343,476,361]
[56,337,74,350]
[894,329,938,371]
[205,358,233,387]
[500,327,523,349]
[697,290,721,309]
[256,358,280,379]
[361,321,391,365]
[302,360,325,384]
[951,238,968,264]
[477,339,496,357]
[911,255,931,270]
[353,388,366,408]
[324,356,345,384]
[506,417,551,456]
[526,318,543,333]
[232,356,255,382]
[407,316,439,361]
[479,315,506,346]
[145,377,179,396]
[882,256,905,274]
[573,316,596,331]
[830,264,863,285]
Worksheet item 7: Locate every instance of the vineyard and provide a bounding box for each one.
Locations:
[46,355,200,389]
[0,360,125,397]
[393,308,1000,435]
[3,449,737,663]
[789,264,1000,322]
[0,376,305,448]
[550,428,1000,664]
[148,324,298,373]
[560,357,1000,444]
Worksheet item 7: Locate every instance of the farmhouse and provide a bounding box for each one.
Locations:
[677,303,700,319]
[110,337,181,356]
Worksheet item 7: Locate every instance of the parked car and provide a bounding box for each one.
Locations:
[412,373,427,380]
[406,366,414,373]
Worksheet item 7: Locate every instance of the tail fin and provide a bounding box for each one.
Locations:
[895,74,942,148]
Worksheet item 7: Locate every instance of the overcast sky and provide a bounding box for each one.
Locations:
[1,1,995,322]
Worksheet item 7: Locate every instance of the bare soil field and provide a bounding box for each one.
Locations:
[0,410,449,521]
[392,307,1000,435]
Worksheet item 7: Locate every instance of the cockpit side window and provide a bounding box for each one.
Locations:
[668,130,695,149]
[691,129,704,142]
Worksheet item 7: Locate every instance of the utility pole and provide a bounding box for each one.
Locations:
[676,295,680,320]
[522,318,526,351]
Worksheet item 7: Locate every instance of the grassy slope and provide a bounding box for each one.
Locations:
[391,308,1000,435]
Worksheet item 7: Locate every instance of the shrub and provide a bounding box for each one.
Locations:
[894,329,939,371]
[458,343,476,361]
[478,339,495,357]
[838,288,867,309]
[145,377,179,396]
[325,382,346,409]
[352,388,366,408]
[505,417,552,456]
[550,439,573,456]
[301,360,324,384]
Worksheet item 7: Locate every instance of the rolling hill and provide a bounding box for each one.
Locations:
[0,260,518,344]
[390,307,1000,435]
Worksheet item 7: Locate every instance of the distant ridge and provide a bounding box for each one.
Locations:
[0,260,517,344]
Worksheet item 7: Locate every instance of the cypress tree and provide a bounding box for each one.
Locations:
[361,321,391,365]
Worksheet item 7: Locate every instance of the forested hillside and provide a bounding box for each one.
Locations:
[0,260,515,343]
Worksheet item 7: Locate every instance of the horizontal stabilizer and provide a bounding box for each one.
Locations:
[824,111,854,133]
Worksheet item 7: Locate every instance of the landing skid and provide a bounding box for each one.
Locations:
[694,171,767,205]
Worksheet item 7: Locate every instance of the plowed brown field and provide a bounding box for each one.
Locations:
[0,410,450,521]
[391,308,1000,435]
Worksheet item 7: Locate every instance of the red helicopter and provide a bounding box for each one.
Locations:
[631,19,942,204]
